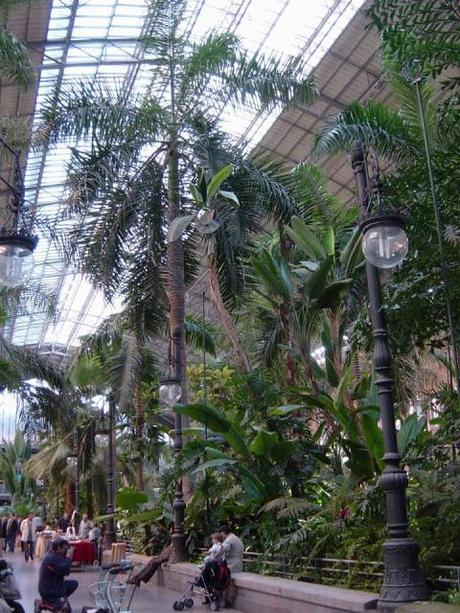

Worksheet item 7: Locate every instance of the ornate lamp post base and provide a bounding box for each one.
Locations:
[379,538,428,611]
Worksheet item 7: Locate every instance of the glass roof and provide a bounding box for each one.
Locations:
[7,0,365,354]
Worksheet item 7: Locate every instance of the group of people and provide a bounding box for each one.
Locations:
[0,513,246,612]
[0,512,46,561]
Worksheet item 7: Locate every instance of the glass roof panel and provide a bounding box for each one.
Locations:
[8,0,366,354]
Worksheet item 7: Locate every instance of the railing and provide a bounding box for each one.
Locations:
[197,548,460,593]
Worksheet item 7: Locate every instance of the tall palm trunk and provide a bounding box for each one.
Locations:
[134,379,144,491]
[208,264,251,373]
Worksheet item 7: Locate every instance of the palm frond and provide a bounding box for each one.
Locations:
[217,52,318,114]
[313,100,419,164]
[0,28,34,87]
[38,79,164,147]
[184,313,216,356]
[368,0,460,90]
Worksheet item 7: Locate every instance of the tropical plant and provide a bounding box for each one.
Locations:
[312,53,460,365]
[0,0,35,87]
[368,0,460,90]
[0,432,34,504]
[37,0,317,410]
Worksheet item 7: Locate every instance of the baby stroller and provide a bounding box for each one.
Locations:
[173,560,231,611]
[82,560,140,613]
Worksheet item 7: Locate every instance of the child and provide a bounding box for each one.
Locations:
[202,532,224,565]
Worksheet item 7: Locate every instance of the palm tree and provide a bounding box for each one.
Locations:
[367,0,460,91]
[0,0,35,87]
[38,0,317,401]
[312,53,460,380]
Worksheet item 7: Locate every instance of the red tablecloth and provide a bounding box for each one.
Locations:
[71,540,95,564]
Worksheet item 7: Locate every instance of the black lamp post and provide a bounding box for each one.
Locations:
[95,400,116,547]
[351,141,428,611]
[67,428,81,522]
[0,137,38,288]
[159,326,187,561]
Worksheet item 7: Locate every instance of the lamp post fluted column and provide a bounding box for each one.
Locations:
[171,325,187,562]
[106,397,116,546]
[75,427,81,520]
[351,141,428,611]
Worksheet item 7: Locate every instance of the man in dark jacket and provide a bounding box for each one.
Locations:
[38,538,78,610]
[6,514,18,553]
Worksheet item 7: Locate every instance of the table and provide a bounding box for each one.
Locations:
[70,540,96,564]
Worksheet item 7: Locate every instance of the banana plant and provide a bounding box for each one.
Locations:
[174,402,306,503]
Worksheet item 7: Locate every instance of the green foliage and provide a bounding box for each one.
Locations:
[115,487,148,513]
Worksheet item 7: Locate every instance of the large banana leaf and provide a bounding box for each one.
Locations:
[285,216,326,260]
[174,403,251,461]
[398,414,426,457]
[249,430,279,456]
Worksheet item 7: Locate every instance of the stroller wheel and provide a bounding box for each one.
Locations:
[210,602,219,611]
[176,602,185,611]
[184,598,194,608]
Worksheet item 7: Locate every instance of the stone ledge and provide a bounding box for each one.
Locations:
[397,603,460,612]
[127,555,378,612]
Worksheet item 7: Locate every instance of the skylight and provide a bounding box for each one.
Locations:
[8,0,366,354]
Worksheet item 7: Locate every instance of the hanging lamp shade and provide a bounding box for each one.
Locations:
[0,231,38,287]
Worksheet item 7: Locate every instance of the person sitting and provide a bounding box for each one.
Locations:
[217,525,244,607]
[201,532,224,566]
[127,541,172,586]
[38,537,78,612]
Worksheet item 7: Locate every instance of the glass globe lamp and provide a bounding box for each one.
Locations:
[0,234,37,287]
[95,433,109,447]
[66,456,77,468]
[361,215,408,269]
[159,377,182,408]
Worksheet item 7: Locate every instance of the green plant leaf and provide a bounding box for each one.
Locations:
[207,164,233,197]
[249,430,279,456]
[285,216,326,260]
[167,215,195,243]
[398,414,426,457]
[218,190,239,206]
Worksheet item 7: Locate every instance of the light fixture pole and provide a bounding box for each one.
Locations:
[0,137,38,288]
[351,140,428,611]
[75,427,81,519]
[96,400,116,547]
[159,326,187,561]
[106,397,116,545]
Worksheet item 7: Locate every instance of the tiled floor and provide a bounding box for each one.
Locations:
[3,550,242,613]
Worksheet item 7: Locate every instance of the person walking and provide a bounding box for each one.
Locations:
[5,514,18,553]
[19,513,36,561]
[0,515,7,555]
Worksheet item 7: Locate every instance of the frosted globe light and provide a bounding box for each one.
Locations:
[0,237,36,287]
[95,433,109,447]
[362,216,408,269]
[159,379,182,408]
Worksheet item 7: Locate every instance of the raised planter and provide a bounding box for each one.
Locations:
[128,554,378,612]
